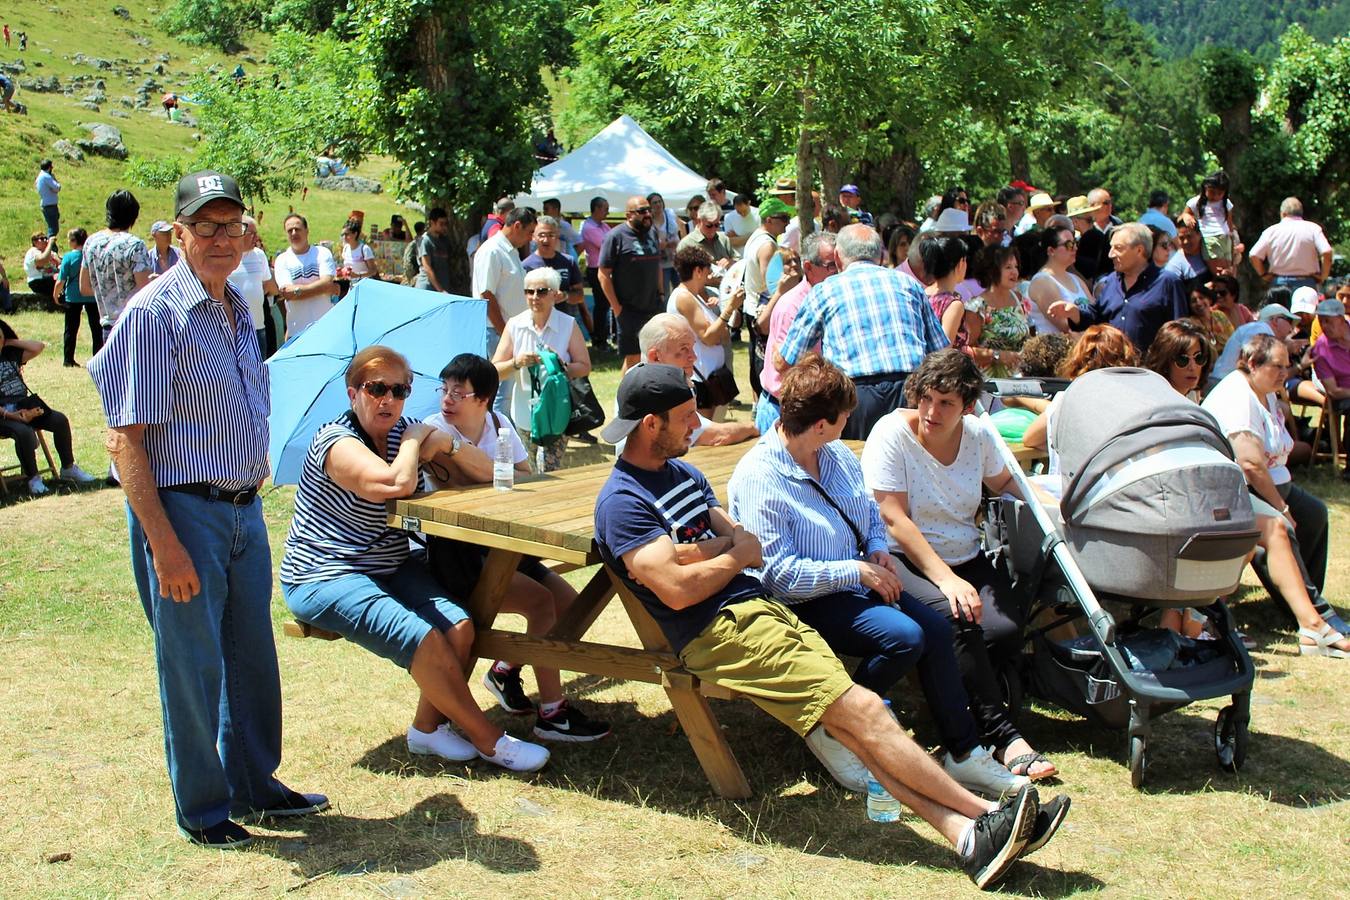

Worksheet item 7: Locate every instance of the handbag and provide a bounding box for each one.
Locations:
[565,375,606,435]
[693,364,739,408]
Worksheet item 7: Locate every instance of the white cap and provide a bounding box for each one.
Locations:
[1290,285,1320,316]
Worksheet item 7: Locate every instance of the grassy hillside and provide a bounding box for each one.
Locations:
[0,1,411,274]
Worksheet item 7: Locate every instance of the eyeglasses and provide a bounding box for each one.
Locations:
[360,380,412,399]
[183,220,250,238]
[1213,289,1231,298]
[956,196,970,205]
[523,287,553,296]
[700,220,720,229]
[1172,352,1208,368]
[436,387,476,402]
[1058,239,1078,250]
[632,206,652,214]
[809,260,839,271]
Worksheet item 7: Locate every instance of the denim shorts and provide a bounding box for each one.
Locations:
[282,555,469,670]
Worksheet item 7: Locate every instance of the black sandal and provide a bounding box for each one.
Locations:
[1003,751,1057,781]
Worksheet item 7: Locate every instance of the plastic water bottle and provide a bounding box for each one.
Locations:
[493,427,514,491]
[866,700,902,823]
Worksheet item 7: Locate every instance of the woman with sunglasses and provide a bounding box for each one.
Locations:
[1027,226,1091,336]
[1186,284,1235,356]
[280,346,555,771]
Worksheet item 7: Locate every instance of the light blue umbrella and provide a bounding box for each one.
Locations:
[266,279,486,485]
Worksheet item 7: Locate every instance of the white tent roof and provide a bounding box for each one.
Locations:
[514,115,729,215]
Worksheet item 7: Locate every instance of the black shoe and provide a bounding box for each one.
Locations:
[483,666,534,715]
[63,360,79,368]
[533,701,611,742]
[962,784,1037,889]
[1341,467,1350,483]
[574,431,598,445]
[180,819,255,849]
[1020,793,1069,857]
[237,789,330,824]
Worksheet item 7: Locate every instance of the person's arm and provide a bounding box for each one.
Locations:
[755,256,799,332]
[52,275,67,307]
[1028,277,1070,330]
[419,242,447,292]
[564,323,591,377]
[285,275,337,300]
[7,336,45,363]
[1317,373,1350,403]
[675,289,722,344]
[35,239,58,267]
[481,289,507,333]
[107,424,200,602]
[983,465,1024,500]
[597,266,621,315]
[695,419,759,446]
[873,489,983,623]
[490,328,531,379]
[1229,431,1293,527]
[566,263,585,306]
[325,423,446,502]
[624,526,762,610]
[1021,410,1049,450]
[1319,249,1333,282]
[938,296,965,343]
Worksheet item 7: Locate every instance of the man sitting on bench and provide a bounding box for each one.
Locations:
[592,364,1070,890]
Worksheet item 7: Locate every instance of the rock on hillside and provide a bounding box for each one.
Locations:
[77,122,128,159]
[315,174,384,194]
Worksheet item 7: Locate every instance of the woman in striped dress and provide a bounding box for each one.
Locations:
[279,345,550,773]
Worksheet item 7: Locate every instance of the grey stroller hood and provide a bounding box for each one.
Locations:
[1051,367,1258,602]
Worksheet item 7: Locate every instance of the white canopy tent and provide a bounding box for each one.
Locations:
[513,115,730,215]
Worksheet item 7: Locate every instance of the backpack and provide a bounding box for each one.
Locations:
[401,238,418,283]
[528,346,572,446]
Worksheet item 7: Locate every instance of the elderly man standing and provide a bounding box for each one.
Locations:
[88,171,326,850]
[677,201,734,268]
[1071,188,1116,284]
[759,231,840,432]
[273,213,337,339]
[1248,197,1333,294]
[1050,222,1188,353]
[598,196,663,373]
[777,224,948,440]
[473,206,536,411]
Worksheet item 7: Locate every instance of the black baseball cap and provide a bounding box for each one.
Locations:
[175,170,245,217]
[600,363,695,444]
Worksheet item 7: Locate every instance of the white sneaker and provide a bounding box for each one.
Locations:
[27,476,49,495]
[60,464,97,484]
[944,745,1029,799]
[407,724,478,762]
[478,734,550,772]
[804,726,869,791]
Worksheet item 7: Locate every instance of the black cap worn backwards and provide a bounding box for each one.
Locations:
[600,363,695,444]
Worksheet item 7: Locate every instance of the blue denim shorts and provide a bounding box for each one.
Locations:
[282,555,469,670]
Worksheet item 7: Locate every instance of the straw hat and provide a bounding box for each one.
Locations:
[1026,192,1056,212]
[1065,195,1102,219]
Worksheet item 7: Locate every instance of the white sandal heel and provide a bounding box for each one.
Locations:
[1298,624,1350,659]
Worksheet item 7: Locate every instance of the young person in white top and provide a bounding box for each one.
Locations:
[1027,226,1090,335]
[226,216,280,358]
[273,213,337,339]
[340,221,379,281]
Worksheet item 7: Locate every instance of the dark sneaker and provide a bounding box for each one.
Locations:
[532,701,611,743]
[238,789,330,824]
[962,784,1038,889]
[1020,793,1070,857]
[483,666,534,715]
[181,819,255,849]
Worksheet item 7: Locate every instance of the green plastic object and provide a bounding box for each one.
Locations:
[990,407,1038,442]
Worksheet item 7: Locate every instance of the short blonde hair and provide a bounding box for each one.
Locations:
[346,345,411,389]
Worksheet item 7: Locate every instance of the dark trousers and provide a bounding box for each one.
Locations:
[843,372,911,441]
[41,203,60,237]
[792,589,981,757]
[746,317,766,401]
[586,268,611,347]
[0,403,74,477]
[62,302,102,363]
[1252,481,1330,605]
[0,281,11,314]
[892,552,1026,753]
[27,277,56,304]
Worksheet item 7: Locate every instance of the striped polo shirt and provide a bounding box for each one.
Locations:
[279,415,413,585]
[88,261,268,491]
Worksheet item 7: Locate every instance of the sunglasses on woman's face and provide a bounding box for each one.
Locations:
[360,380,412,399]
[1173,352,1208,368]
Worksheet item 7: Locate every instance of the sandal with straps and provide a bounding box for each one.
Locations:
[1003,751,1058,781]
[1298,623,1350,659]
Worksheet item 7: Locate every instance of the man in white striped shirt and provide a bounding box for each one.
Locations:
[89,171,326,850]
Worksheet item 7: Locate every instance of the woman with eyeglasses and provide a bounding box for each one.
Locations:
[280,345,556,772]
[1027,226,1091,336]
[491,266,590,471]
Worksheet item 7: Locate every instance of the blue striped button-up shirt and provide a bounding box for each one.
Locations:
[88,261,269,490]
[727,428,889,601]
[778,261,949,377]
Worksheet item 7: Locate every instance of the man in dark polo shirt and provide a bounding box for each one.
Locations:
[598,195,663,372]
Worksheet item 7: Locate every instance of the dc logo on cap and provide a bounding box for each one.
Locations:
[197,175,223,195]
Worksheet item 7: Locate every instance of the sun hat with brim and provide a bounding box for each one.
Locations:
[1258,304,1299,323]
[758,197,796,220]
[1291,286,1321,315]
[175,170,245,217]
[150,220,173,234]
[771,178,797,197]
[1064,196,1102,219]
[1315,298,1346,318]
[600,363,696,444]
[933,208,971,233]
[1027,192,1055,212]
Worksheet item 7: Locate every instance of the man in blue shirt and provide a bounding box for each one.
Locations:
[89,170,326,850]
[1138,189,1178,239]
[1050,222,1188,353]
[35,159,61,237]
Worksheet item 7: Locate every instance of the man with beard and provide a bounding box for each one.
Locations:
[598,195,663,373]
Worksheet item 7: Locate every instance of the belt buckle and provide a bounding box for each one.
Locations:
[232,489,253,507]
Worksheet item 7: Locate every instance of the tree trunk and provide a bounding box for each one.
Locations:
[417,16,471,293]
[1215,100,1263,306]
[794,80,815,238]
[816,147,842,209]
[1007,134,1030,184]
[858,146,923,220]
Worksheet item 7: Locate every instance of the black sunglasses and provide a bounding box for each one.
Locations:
[360,380,412,399]
[1173,353,1209,368]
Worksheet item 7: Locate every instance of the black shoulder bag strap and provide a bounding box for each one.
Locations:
[801,477,867,558]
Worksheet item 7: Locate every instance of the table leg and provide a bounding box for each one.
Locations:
[546,566,616,641]
[464,549,522,672]
[610,569,751,799]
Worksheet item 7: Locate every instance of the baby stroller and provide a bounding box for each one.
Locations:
[981,368,1260,788]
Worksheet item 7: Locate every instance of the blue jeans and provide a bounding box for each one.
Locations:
[755,393,781,433]
[791,589,981,757]
[1272,275,1318,295]
[127,490,287,830]
[485,325,512,416]
[41,203,60,237]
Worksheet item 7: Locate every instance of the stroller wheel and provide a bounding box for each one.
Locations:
[998,666,1024,726]
[1129,735,1147,789]
[1214,705,1248,773]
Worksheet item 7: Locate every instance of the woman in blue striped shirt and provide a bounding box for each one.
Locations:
[280,345,550,773]
[727,354,1025,799]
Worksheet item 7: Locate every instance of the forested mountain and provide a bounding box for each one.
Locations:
[1116,0,1350,58]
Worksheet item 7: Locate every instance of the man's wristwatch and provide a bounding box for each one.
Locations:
[449,435,462,456]
[993,350,1002,363]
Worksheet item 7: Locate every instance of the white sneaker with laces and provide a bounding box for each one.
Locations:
[27,476,49,495]
[478,734,550,772]
[406,724,478,762]
[804,726,869,791]
[60,464,97,484]
[944,745,1030,799]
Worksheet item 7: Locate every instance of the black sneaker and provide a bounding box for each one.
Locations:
[483,666,534,715]
[574,431,598,445]
[237,789,330,824]
[962,783,1037,889]
[532,701,611,742]
[181,819,255,849]
[1020,793,1070,857]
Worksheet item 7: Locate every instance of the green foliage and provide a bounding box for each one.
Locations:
[123,156,186,190]
[157,0,257,52]
[1197,47,1259,113]
[1115,0,1350,60]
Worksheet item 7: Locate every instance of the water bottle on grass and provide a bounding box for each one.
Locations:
[493,427,514,491]
[866,699,902,823]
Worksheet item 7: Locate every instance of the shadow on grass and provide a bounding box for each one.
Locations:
[0,475,108,509]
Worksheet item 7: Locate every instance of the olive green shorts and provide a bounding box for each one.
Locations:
[678,597,855,737]
[1202,232,1233,264]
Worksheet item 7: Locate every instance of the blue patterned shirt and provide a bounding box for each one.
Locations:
[727,428,889,601]
[777,261,948,377]
[88,262,269,491]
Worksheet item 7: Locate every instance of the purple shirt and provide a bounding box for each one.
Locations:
[1311,334,1350,389]
[579,218,611,269]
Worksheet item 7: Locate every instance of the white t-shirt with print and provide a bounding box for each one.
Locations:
[862,411,1004,564]
[274,243,337,337]
[341,241,376,275]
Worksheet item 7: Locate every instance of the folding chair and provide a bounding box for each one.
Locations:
[1307,398,1343,468]
[0,430,59,497]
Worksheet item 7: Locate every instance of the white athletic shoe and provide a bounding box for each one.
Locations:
[406,724,478,762]
[804,726,870,791]
[478,734,550,772]
[944,745,1030,799]
[27,476,49,495]
[60,464,98,484]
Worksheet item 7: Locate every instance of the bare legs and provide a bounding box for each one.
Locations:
[1258,514,1350,651]
[408,620,503,754]
[494,570,578,704]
